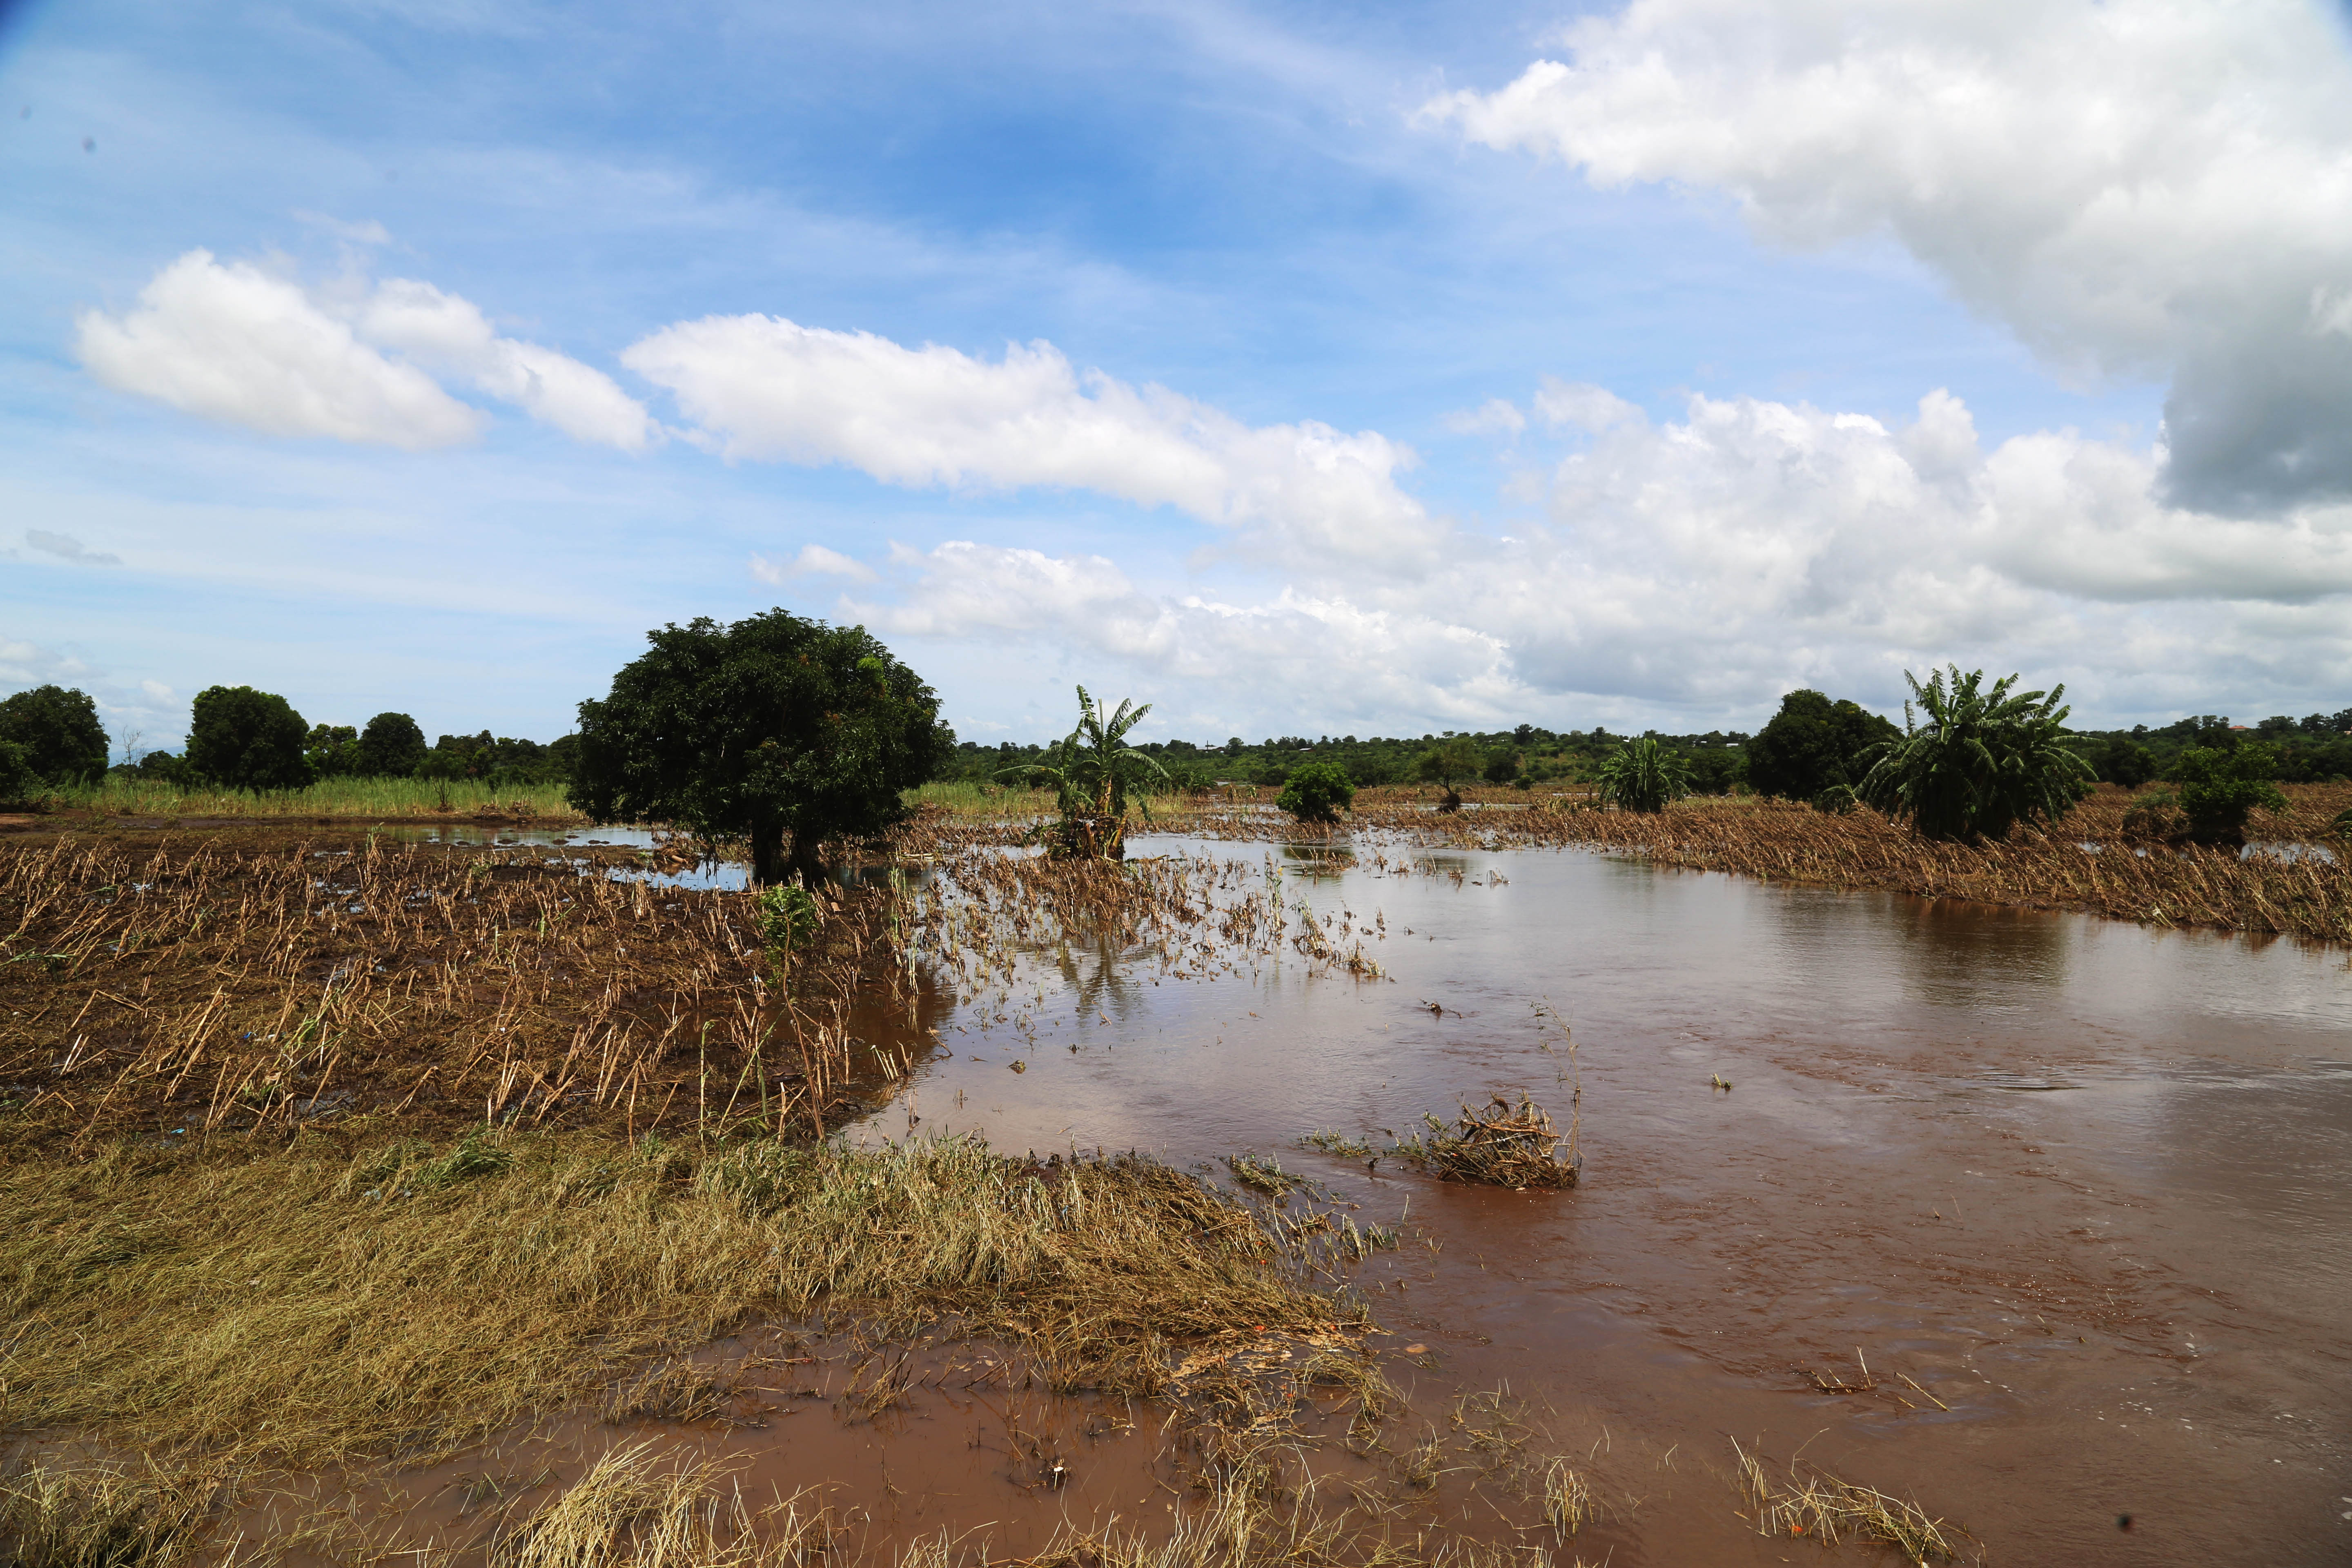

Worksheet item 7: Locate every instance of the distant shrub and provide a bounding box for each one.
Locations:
[1593,737,1691,813]
[1277,762,1355,823]
[2166,744,2289,845]
[1683,748,1746,795]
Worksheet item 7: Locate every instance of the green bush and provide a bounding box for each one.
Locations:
[1276,761,1355,823]
[1745,690,1898,802]
[185,686,312,791]
[1592,737,1691,813]
[2087,735,2159,788]
[2166,744,2289,844]
[0,684,108,784]
[1857,666,2093,842]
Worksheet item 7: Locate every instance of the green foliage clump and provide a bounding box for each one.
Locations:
[358,711,428,777]
[0,738,38,804]
[185,686,311,791]
[999,686,1168,859]
[2087,735,2159,788]
[754,884,821,963]
[1413,736,1483,811]
[1682,747,1747,795]
[2166,744,2290,844]
[572,609,953,886]
[1857,666,2094,843]
[1745,689,1899,803]
[1592,737,1691,813]
[1276,761,1355,823]
[0,684,109,785]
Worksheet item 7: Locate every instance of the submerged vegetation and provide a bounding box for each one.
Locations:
[1390,1094,1579,1189]
[999,686,1169,860]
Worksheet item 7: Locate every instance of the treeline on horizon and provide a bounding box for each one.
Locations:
[0,682,576,798]
[3,674,2350,803]
[947,695,2352,794]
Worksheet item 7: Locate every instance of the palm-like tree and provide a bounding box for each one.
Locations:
[1858,666,2093,842]
[998,686,1169,858]
[1592,737,1691,813]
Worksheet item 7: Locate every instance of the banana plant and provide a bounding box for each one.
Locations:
[997,686,1170,858]
[1858,666,2094,842]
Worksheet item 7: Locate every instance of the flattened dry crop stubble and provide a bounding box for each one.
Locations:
[0,1130,1363,1463]
[0,835,922,1152]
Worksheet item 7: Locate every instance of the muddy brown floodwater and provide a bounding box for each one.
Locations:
[823,833,2347,1566]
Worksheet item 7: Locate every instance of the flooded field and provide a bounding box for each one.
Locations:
[4,820,2348,1565]
[852,833,2351,1564]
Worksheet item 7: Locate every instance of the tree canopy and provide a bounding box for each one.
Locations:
[186,686,311,791]
[0,684,108,783]
[1413,736,1483,811]
[359,712,429,777]
[571,610,955,885]
[1744,689,1900,804]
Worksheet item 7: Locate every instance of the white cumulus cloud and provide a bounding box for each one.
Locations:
[76,251,485,449]
[622,317,1438,569]
[831,383,2352,728]
[76,251,655,452]
[750,544,879,584]
[1423,0,2352,511]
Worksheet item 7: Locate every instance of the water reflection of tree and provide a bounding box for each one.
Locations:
[1056,930,1146,1022]
[1281,842,1355,880]
[1887,895,2073,1007]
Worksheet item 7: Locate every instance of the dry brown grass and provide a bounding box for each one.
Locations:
[1390,1096,1578,1189]
[0,1129,1363,1466]
[0,1456,220,1568]
[1733,1438,1968,1563]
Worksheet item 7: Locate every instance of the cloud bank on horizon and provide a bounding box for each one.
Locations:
[10,0,2352,747]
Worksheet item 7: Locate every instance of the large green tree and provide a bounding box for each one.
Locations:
[1744,689,1900,804]
[186,686,312,791]
[572,610,955,885]
[358,712,429,777]
[1857,666,2094,842]
[0,684,109,783]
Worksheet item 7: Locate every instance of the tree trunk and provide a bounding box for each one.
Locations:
[787,829,829,889]
[749,818,791,886]
[1439,788,1463,813]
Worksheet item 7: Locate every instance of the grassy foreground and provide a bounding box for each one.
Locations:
[1,1126,1354,1466]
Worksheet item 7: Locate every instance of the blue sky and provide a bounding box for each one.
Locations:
[5,0,2349,752]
